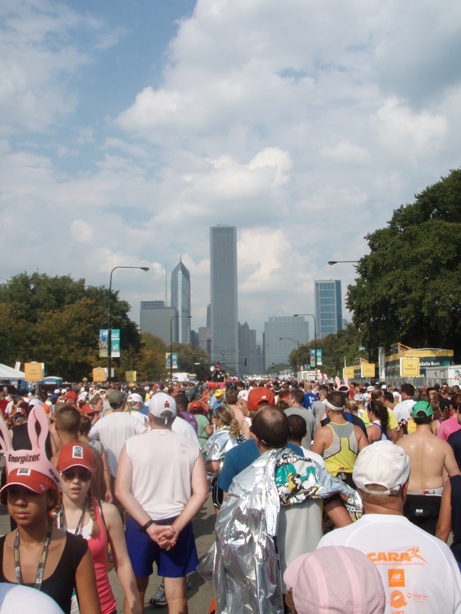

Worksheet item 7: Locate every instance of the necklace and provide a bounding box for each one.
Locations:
[13,523,52,590]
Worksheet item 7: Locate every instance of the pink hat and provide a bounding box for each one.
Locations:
[0,406,60,493]
[284,546,385,614]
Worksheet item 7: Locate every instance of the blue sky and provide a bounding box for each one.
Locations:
[1,0,461,341]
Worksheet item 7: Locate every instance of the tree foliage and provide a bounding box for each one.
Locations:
[347,169,461,360]
[289,323,365,377]
[0,273,142,380]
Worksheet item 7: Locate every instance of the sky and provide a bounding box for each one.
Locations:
[1,0,461,342]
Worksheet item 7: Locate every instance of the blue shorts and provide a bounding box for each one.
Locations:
[126,515,199,579]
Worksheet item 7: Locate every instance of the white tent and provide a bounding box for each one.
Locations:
[0,363,25,379]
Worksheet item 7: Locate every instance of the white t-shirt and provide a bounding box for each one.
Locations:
[318,514,461,613]
[125,429,200,520]
[171,415,200,447]
[89,412,146,476]
[393,399,416,423]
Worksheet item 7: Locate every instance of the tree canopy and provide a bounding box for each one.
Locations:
[347,169,461,361]
[289,323,365,377]
[0,272,141,381]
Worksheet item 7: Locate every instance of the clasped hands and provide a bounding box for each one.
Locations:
[147,523,178,551]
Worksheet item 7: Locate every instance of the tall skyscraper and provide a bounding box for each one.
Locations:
[210,225,238,369]
[315,280,343,338]
[171,257,191,344]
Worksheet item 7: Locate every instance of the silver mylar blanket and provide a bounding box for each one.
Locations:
[197,447,362,614]
[202,428,238,461]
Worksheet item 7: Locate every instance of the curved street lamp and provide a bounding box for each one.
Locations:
[107,266,149,381]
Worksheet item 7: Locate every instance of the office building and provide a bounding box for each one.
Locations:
[171,257,191,344]
[140,301,178,346]
[315,280,343,338]
[263,316,309,371]
[210,225,238,369]
[238,322,259,376]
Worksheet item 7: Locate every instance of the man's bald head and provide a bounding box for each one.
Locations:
[250,406,290,448]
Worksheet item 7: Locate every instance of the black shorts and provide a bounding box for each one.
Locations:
[404,494,441,536]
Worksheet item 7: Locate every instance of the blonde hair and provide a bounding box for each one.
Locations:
[216,405,240,440]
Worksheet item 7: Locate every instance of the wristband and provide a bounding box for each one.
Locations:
[140,519,155,533]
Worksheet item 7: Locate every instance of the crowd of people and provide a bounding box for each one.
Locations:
[0,377,461,612]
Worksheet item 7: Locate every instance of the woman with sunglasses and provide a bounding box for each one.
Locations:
[0,406,100,614]
[56,443,140,614]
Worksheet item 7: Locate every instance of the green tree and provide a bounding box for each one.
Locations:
[290,324,365,377]
[174,343,211,376]
[0,272,142,380]
[347,169,461,361]
[133,333,168,381]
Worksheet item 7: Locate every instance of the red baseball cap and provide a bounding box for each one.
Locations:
[64,391,78,400]
[2,468,59,493]
[247,388,275,411]
[57,444,94,473]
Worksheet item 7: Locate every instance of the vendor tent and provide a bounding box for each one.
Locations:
[0,364,25,379]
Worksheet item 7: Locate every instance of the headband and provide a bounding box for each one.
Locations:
[325,399,345,411]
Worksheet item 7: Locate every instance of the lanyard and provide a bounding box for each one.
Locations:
[58,500,87,536]
[13,523,52,590]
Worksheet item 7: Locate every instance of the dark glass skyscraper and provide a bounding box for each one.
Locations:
[171,257,191,344]
[315,280,343,338]
[210,225,238,368]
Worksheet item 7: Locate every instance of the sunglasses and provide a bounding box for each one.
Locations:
[61,468,92,482]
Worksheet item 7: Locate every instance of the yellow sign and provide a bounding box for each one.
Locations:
[361,363,376,378]
[343,367,355,379]
[125,370,137,382]
[92,368,107,382]
[24,362,44,381]
[400,358,420,377]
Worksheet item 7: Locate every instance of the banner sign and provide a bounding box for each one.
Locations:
[316,349,323,366]
[309,349,315,367]
[99,329,120,358]
[125,370,137,382]
[24,363,44,382]
[361,363,376,378]
[165,352,178,370]
[400,358,420,377]
[92,368,107,382]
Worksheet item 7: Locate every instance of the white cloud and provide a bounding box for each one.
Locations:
[1,0,461,340]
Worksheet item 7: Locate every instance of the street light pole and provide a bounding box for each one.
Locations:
[294,313,317,371]
[170,314,192,381]
[107,266,149,381]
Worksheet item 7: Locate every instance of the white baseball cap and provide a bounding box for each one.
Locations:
[128,393,144,405]
[148,392,177,418]
[353,441,410,496]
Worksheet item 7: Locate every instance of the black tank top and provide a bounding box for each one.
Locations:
[0,532,88,613]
